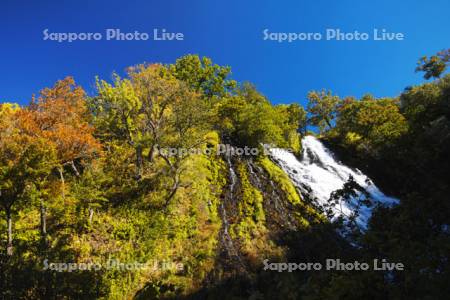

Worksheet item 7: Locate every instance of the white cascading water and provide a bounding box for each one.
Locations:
[269,135,398,230]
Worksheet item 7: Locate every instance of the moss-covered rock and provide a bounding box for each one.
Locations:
[258,156,325,226]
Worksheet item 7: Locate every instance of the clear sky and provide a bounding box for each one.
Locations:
[1,0,449,106]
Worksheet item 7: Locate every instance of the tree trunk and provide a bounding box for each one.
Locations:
[325,117,332,129]
[88,207,94,227]
[70,160,80,177]
[40,198,47,237]
[164,174,180,208]
[135,146,143,179]
[148,144,155,163]
[6,208,13,256]
[58,166,65,201]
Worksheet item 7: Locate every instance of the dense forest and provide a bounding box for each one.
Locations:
[0,50,449,299]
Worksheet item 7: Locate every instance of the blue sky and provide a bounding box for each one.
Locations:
[1,0,449,106]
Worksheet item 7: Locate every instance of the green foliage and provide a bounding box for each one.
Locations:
[216,83,297,149]
[3,52,450,300]
[335,95,409,152]
[400,74,450,129]
[319,70,450,300]
[416,48,450,79]
[307,89,340,132]
[0,105,57,255]
[286,103,307,134]
[92,74,142,144]
[274,103,306,153]
[170,54,236,99]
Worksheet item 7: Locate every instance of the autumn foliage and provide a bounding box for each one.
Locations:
[29,77,101,166]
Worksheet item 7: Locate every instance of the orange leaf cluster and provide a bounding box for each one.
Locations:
[25,77,101,164]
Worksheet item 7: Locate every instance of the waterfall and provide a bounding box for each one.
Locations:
[217,150,247,274]
[220,152,235,242]
[269,135,398,230]
[227,153,237,199]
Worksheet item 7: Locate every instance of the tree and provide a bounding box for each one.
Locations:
[336,95,408,152]
[170,54,236,99]
[71,162,107,228]
[94,64,210,205]
[0,104,56,255]
[216,84,288,148]
[327,175,370,232]
[307,90,340,132]
[273,103,306,152]
[29,77,101,199]
[400,74,450,128]
[92,73,144,178]
[128,63,209,163]
[416,49,450,79]
[286,103,307,134]
[22,78,101,241]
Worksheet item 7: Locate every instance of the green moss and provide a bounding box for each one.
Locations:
[287,131,302,155]
[3,144,228,299]
[237,162,265,223]
[259,157,301,205]
[228,161,267,252]
[258,157,325,226]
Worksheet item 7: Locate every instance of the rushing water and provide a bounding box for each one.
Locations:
[217,150,247,274]
[269,135,398,230]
